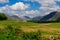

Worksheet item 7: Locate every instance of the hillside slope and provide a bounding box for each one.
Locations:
[40,11,60,21]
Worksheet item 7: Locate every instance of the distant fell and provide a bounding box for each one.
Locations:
[40,11,60,21]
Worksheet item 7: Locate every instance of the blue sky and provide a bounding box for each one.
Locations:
[0,0,60,7]
[0,0,41,10]
[56,1,60,6]
[0,0,60,18]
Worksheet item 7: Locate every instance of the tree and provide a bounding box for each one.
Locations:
[0,13,7,20]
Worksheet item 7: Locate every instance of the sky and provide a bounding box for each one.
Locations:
[0,0,60,18]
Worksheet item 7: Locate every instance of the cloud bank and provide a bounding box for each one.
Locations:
[0,0,60,18]
[0,0,9,3]
[10,2,29,10]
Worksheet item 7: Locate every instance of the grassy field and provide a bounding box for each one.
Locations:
[0,20,60,40]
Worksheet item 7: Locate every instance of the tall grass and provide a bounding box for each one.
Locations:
[0,25,42,40]
[0,23,60,40]
[0,25,21,40]
[22,31,41,40]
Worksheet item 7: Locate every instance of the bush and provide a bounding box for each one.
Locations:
[22,31,41,40]
[0,25,22,40]
[0,13,7,20]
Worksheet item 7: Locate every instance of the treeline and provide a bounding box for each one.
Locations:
[0,13,7,20]
[28,20,60,23]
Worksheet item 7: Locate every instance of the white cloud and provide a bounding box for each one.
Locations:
[23,10,42,18]
[23,0,60,15]
[0,0,9,3]
[10,2,29,10]
[55,0,60,2]
[0,2,29,11]
[25,10,39,14]
[0,5,41,18]
[0,2,30,16]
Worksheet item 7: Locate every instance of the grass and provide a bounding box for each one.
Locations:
[0,20,60,33]
[0,20,60,40]
[49,23,60,28]
[0,25,20,40]
[0,25,42,40]
[0,20,38,28]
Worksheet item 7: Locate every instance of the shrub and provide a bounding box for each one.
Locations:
[0,25,22,40]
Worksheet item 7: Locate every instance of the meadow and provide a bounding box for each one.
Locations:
[0,20,60,40]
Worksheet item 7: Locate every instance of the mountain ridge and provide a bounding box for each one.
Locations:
[4,11,60,22]
[40,11,60,21]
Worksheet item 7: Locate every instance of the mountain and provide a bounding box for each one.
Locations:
[6,14,31,21]
[48,11,60,21]
[11,15,23,20]
[23,16,31,20]
[31,16,42,21]
[40,11,60,21]
[5,11,60,22]
[6,15,26,21]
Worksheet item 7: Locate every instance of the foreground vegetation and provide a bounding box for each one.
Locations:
[0,20,60,40]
